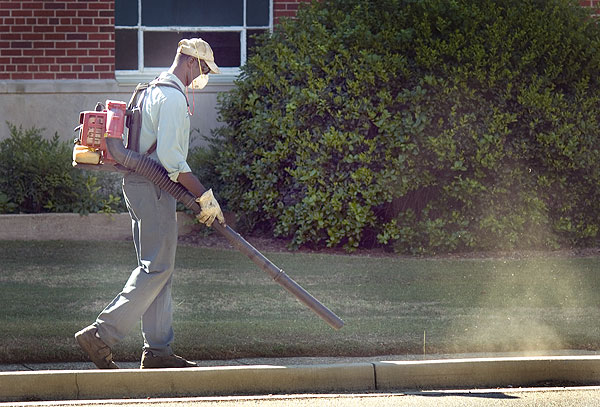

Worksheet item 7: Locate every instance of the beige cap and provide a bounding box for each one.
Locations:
[177,38,221,74]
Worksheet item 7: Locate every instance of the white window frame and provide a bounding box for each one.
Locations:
[115,0,273,84]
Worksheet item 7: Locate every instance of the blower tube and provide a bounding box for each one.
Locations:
[106,137,344,330]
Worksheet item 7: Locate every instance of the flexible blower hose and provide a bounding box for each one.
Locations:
[106,137,344,330]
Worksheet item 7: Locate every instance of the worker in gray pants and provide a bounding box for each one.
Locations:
[75,38,225,369]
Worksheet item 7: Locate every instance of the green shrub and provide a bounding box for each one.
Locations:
[0,123,125,214]
[214,0,600,253]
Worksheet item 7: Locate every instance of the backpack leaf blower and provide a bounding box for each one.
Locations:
[73,98,344,330]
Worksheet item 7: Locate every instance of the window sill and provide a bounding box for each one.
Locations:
[115,68,240,87]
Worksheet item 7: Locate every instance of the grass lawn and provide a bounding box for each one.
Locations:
[0,240,599,364]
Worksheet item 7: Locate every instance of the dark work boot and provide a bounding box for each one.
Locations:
[75,325,119,369]
[140,350,198,369]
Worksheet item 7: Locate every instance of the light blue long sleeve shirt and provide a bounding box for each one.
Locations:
[139,72,192,182]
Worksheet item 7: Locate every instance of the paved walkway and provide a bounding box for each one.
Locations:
[1,351,599,403]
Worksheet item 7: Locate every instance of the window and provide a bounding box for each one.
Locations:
[115,0,271,80]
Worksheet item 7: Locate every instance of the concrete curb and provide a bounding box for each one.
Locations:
[374,356,600,390]
[1,356,600,402]
[0,363,375,402]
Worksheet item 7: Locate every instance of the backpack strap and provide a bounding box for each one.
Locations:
[127,77,188,156]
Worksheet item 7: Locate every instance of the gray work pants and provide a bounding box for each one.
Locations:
[95,173,178,356]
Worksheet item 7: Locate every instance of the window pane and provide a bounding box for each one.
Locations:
[247,29,267,59]
[115,0,138,26]
[247,0,269,27]
[116,29,138,70]
[142,0,243,27]
[144,31,241,68]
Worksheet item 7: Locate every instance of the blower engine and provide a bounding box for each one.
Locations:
[73,100,128,171]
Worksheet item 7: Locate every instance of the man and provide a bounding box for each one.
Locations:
[75,38,225,369]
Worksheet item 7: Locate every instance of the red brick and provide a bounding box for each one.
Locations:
[33,25,55,33]
[0,2,18,9]
[44,33,66,40]
[33,72,54,79]
[89,48,109,56]
[66,49,87,56]
[0,73,10,79]
[11,41,30,48]
[57,56,76,63]
[22,33,44,40]
[99,72,114,79]
[55,10,76,17]
[45,49,66,56]
[33,41,54,48]
[23,49,42,56]
[57,72,77,79]
[88,2,112,10]
[35,10,55,17]
[76,10,98,17]
[33,56,55,64]
[78,56,99,64]
[21,2,44,10]
[95,64,110,71]
[11,10,33,17]
[15,25,32,32]
[55,25,77,33]
[60,65,71,72]
[77,41,98,48]
[66,33,87,40]
[2,33,22,40]
[44,2,66,10]
[93,17,110,25]
[13,56,33,64]
[67,2,88,10]
[78,25,99,33]
[78,72,100,79]
[1,49,22,56]
[88,33,110,41]
[12,72,34,79]
[55,42,76,49]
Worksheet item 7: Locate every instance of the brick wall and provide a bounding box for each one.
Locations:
[273,0,313,26]
[0,0,114,80]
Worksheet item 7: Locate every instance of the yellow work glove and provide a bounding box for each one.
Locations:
[195,189,225,227]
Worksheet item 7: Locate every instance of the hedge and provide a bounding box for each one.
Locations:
[211,0,600,253]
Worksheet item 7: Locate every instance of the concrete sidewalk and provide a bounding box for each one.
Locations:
[1,352,600,402]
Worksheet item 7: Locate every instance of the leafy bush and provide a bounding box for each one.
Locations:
[0,123,125,214]
[214,0,600,253]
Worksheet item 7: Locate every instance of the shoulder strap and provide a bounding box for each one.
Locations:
[149,78,189,108]
[127,77,188,156]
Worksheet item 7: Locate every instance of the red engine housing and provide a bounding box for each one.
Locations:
[78,100,127,164]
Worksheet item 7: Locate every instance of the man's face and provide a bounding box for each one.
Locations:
[190,57,210,80]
